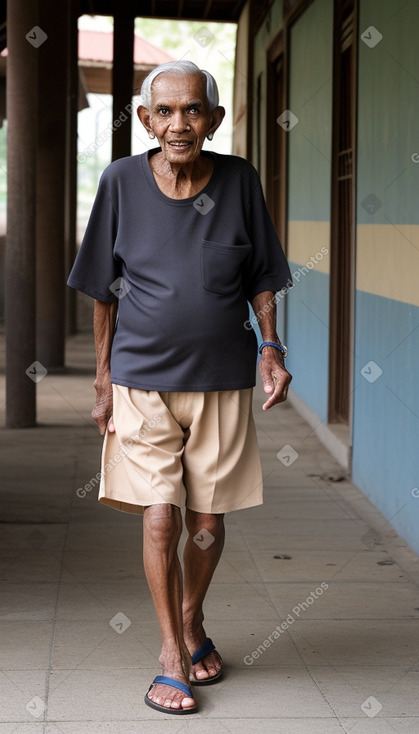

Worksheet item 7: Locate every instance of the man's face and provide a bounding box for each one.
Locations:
[147,73,214,165]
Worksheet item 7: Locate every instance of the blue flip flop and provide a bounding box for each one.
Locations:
[144,675,197,714]
[191,637,223,686]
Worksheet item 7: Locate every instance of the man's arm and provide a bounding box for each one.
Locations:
[251,290,292,411]
[92,299,118,435]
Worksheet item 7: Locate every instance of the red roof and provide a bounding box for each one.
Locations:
[78,29,174,65]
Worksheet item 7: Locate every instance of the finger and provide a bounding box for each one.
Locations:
[263,393,279,411]
[261,374,275,394]
[262,378,289,410]
[259,365,275,394]
[92,412,108,435]
[108,416,115,433]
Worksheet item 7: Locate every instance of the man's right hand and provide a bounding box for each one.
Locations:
[92,379,114,435]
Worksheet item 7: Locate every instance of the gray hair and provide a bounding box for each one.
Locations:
[140,60,219,111]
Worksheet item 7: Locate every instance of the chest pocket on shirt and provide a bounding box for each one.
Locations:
[201,240,252,296]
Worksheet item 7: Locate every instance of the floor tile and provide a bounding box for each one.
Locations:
[0,552,63,584]
[47,669,164,721]
[60,549,145,584]
[212,551,263,584]
[202,583,279,621]
[0,622,54,670]
[0,525,67,552]
[243,519,370,552]
[224,720,352,734]
[198,667,334,718]
[0,670,47,723]
[51,620,158,671]
[0,585,59,622]
[0,726,46,734]
[267,581,419,620]
[197,619,303,668]
[308,664,419,717]
[251,549,409,583]
[288,620,419,666]
[64,520,142,552]
[55,580,155,621]
[339,722,419,734]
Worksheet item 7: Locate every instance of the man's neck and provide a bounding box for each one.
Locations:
[149,152,213,199]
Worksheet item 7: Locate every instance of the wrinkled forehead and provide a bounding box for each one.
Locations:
[150,71,208,105]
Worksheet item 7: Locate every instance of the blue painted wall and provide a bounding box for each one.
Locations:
[353,0,419,554]
[286,0,333,422]
[249,0,419,555]
[352,292,419,544]
[286,264,330,423]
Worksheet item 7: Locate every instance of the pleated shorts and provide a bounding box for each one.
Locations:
[98,384,263,515]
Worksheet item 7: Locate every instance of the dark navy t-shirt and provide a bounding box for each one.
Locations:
[67,149,292,391]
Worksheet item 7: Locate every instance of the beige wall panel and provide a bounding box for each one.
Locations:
[356,224,419,307]
[288,220,331,274]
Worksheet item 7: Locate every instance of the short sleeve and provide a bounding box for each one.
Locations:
[243,181,293,301]
[67,172,120,302]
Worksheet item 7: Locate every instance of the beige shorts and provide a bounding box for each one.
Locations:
[98,385,263,515]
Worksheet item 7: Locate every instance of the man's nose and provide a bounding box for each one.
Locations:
[169,111,190,132]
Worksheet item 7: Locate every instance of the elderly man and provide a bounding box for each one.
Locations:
[68,60,292,715]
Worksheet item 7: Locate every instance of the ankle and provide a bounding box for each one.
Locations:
[159,649,182,668]
[159,646,192,683]
[183,604,203,622]
[184,615,206,652]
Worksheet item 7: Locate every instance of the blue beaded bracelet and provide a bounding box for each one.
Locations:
[258,340,288,358]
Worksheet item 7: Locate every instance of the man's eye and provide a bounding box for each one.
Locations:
[158,108,169,116]
[189,107,199,114]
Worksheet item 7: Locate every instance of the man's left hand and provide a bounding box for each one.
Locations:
[259,347,292,410]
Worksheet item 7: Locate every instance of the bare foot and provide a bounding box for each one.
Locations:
[184,620,222,683]
[147,649,196,711]
[146,681,196,711]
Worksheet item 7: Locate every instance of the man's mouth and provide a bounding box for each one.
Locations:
[168,141,192,150]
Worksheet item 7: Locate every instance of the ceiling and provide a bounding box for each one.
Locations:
[79,0,247,22]
[0,0,249,56]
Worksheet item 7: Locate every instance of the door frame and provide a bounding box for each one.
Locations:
[328,0,358,427]
[266,31,287,251]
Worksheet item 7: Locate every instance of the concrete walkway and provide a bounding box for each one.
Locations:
[1,328,419,733]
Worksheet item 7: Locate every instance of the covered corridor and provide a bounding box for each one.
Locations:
[1,0,419,730]
[1,322,419,732]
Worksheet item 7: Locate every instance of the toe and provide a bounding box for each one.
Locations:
[149,684,195,711]
[166,696,180,709]
[193,651,222,681]
[195,665,209,680]
[180,695,196,710]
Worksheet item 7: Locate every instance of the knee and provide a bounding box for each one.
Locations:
[144,503,182,547]
[186,510,224,540]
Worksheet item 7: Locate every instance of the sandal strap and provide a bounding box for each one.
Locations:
[152,675,192,698]
[191,637,215,665]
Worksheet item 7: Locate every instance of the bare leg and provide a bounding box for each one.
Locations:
[182,510,225,682]
[143,503,196,711]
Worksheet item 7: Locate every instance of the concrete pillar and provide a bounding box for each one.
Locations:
[112,12,134,161]
[36,0,68,367]
[5,0,38,427]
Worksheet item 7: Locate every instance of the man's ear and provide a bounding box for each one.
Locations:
[137,105,152,134]
[207,106,226,137]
